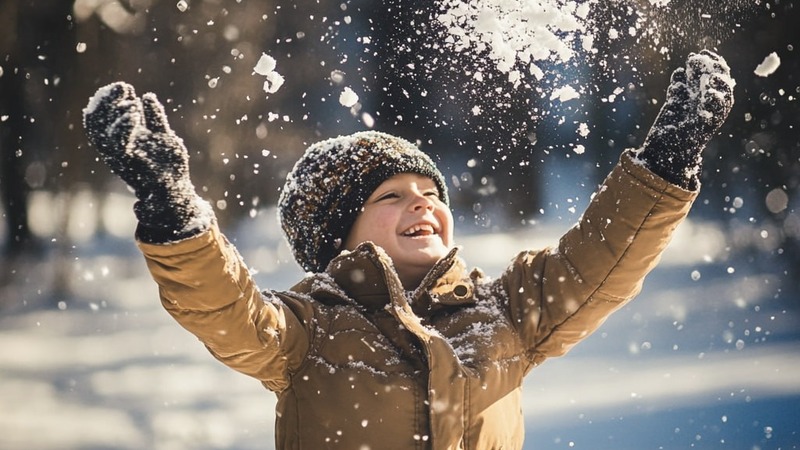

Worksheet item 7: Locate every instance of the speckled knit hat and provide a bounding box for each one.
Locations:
[278,131,449,273]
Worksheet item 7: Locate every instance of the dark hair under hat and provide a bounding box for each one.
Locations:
[278,131,449,273]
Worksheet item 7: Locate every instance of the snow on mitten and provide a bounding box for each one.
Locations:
[83,82,213,242]
[636,50,735,190]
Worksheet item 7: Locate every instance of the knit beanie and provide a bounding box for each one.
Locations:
[278,131,449,273]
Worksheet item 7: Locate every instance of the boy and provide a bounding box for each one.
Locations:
[83,50,734,449]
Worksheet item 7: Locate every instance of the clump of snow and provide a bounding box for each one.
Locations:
[263,72,285,94]
[253,53,285,94]
[436,0,593,73]
[550,85,580,103]
[576,123,590,138]
[429,0,695,146]
[432,0,749,94]
[339,87,359,107]
[754,52,781,77]
[253,53,277,76]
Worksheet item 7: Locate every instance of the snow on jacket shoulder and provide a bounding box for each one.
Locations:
[137,150,697,450]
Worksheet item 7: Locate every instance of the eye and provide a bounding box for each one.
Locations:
[376,192,399,201]
[422,188,441,199]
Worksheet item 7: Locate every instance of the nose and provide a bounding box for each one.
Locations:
[409,191,434,212]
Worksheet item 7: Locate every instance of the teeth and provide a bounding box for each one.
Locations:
[403,224,435,236]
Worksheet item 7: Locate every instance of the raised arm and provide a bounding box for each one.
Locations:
[503,50,734,365]
[83,83,309,389]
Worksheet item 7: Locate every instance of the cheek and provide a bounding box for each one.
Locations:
[358,209,399,242]
[438,208,455,245]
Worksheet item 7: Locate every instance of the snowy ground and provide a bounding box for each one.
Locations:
[1,205,798,450]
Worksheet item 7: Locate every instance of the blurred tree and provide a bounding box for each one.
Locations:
[0,1,34,256]
[0,0,97,299]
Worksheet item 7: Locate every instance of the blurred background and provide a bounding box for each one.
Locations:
[1,0,798,449]
[1,0,798,288]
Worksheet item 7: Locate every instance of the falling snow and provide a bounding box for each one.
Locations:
[339,86,359,107]
[253,52,285,94]
[754,52,781,77]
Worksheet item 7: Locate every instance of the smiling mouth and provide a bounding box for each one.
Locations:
[401,223,438,237]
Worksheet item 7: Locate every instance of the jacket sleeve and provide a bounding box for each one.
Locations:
[502,150,698,367]
[137,223,311,392]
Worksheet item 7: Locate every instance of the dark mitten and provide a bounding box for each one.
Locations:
[636,50,735,190]
[83,82,213,242]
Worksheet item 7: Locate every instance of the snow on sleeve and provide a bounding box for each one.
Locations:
[754,52,781,78]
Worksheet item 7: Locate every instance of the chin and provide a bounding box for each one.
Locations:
[390,240,451,269]
[418,246,450,263]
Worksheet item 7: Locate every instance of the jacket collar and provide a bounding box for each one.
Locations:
[312,242,474,313]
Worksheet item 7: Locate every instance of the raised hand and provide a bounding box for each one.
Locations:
[637,50,735,189]
[83,82,212,240]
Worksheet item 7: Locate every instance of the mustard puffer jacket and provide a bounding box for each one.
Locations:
[139,152,697,450]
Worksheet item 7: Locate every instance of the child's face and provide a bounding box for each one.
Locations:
[345,173,454,286]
